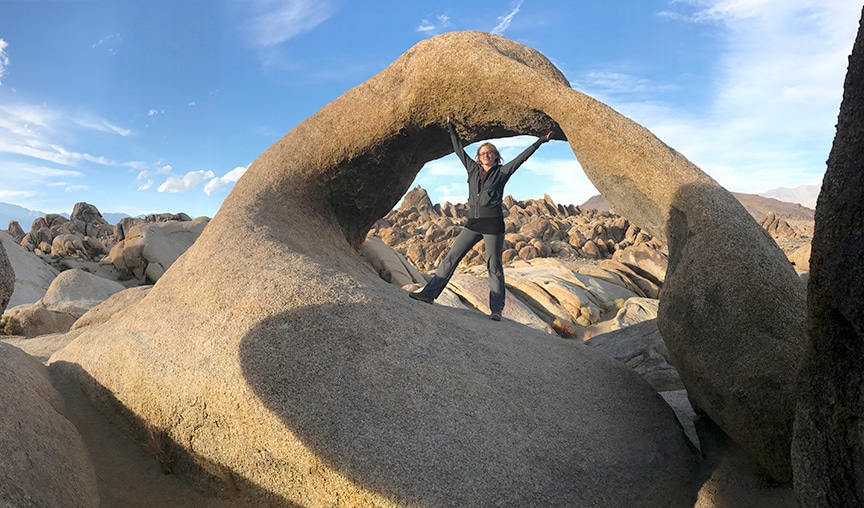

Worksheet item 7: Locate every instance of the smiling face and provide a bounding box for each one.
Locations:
[476,143,501,170]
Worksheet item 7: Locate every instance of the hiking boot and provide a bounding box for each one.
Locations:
[408,291,434,304]
[489,311,502,321]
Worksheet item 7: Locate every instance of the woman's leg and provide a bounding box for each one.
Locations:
[483,232,506,313]
[417,227,483,299]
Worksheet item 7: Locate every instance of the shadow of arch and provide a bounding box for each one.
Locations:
[239,301,702,506]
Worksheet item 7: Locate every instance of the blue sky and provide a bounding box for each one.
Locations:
[0,0,859,218]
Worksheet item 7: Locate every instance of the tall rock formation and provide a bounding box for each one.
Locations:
[47,30,803,504]
[792,8,864,506]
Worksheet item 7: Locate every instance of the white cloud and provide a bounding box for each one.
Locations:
[0,102,55,137]
[158,170,215,193]
[74,116,131,137]
[573,0,859,194]
[0,101,136,172]
[91,34,122,56]
[243,0,334,47]
[135,170,154,190]
[491,0,524,35]
[0,39,9,86]
[147,109,161,116]
[136,165,173,191]
[0,189,36,202]
[203,165,248,195]
[422,158,463,177]
[0,136,117,167]
[416,20,436,34]
[520,157,598,207]
[416,13,452,36]
[0,161,82,181]
[434,182,467,204]
[64,184,89,193]
[571,71,677,96]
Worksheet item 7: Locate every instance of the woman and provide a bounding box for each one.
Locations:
[409,116,553,321]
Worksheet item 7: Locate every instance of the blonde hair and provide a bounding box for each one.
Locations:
[475,142,502,165]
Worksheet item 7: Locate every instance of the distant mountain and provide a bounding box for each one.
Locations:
[0,202,130,231]
[580,192,815,224]
[102,212,132,225]
[0,202,56,230]
[731,192,815,222]
[580,195,612,211]
[761,184,820,210]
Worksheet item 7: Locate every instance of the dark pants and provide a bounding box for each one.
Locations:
[417,227,506,312]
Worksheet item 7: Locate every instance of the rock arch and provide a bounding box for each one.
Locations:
[51,31,804,504]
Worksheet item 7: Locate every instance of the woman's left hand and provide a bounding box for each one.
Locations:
[545,131,553,141]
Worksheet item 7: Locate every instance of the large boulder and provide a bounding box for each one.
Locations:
[4,269,125,336]
[49,32,705,506]
[102,216,209,283]
[0,342,99,506]
[0,230,59,308]
[792,9,864,506]
[68,201,113,241]
[658,184,806,483]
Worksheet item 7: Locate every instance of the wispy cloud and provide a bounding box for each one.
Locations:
[416,13,451,36]
[74,116,132,137]
[158,170,215,193]
[573,0,860,194]
[0,39,9,85]
[0,138,110,167]
[571,71,677,96]
[491,0,524,35]
[241,0,335,47]
[0,189,37,202]
[203,165,247,195]
[91,33,122,56]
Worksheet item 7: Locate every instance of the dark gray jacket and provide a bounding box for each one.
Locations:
[448,122,548,219]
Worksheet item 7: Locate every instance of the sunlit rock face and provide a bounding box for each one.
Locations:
[49,30,804,504]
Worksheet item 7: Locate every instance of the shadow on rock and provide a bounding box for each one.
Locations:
[239,301,702,507]
[49,360,301,508]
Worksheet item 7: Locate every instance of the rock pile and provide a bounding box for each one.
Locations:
[372,186,668,302]
[6,203,207,285]
[375,186,661,273]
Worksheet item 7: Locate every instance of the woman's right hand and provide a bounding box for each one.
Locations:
[447,114,453,124]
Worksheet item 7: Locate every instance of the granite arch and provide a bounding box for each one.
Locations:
[50,30,805,504]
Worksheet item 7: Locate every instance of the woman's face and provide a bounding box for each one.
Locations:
[477,144,499,169]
